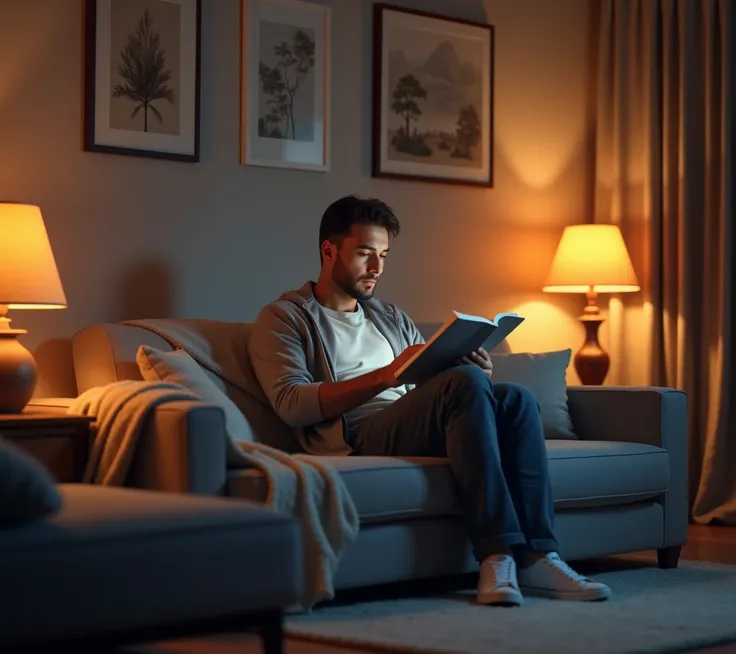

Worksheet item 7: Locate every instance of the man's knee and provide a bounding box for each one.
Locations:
[492,381,540,413]
[438,364,490,393]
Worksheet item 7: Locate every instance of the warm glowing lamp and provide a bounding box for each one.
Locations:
[543,224,640,385]
[0,203,67,412]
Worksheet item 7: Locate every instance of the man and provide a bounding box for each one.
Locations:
[249,195,611,606]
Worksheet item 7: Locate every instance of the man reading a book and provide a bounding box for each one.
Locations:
[249,195,611,607]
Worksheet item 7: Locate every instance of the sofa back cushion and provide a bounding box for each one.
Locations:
[137,345,257,454]
[73,323,174,392]
[491,350,577,439]
[73,320,576,450]
[73,322,305,453]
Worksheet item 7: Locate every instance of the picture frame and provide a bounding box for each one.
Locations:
[372,3,494,187]
[83,0,202,162]
[240,0,331,171]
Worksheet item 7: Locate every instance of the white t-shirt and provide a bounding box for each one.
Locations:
[321,304,407,429]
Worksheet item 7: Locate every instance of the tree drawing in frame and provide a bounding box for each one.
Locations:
[84,0,201,162]
[111,8,176,133]
[373,4,493,186]
[240,0,330,170]
[257,20,316,141]
[109,0,181,136]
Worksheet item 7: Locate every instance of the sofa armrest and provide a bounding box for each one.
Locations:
[29,398,228,496]
[128,400,228,495]
[566,386,689,547]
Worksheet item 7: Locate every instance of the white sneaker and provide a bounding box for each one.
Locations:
[477,554,523,606]
[517,552,611,601]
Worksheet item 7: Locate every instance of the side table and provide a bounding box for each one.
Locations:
[0,410,94,483]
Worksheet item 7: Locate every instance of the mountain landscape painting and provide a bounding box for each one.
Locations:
[387,35,482,167]
[373,6,493,186]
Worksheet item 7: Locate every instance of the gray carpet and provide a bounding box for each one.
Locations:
[286,559,736,654]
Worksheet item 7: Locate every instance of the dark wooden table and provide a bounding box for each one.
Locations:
[0,410,94,482]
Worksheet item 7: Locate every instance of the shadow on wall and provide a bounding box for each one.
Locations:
[115,257,176,321]
[34,339,77,399]
[34,258,176,398]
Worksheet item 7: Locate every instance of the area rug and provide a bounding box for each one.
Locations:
[285,559,736,654]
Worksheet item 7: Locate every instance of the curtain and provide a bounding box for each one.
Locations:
[594,0,735,523]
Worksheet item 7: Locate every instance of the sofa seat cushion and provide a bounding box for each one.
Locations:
[227,440,670,522]
[228,455,460,524]
[0,484,301,646]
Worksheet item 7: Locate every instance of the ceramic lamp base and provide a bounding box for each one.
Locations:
[574,315,610,386]
[0,329,37,413]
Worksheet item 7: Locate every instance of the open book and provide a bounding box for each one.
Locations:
[396,311,525,384]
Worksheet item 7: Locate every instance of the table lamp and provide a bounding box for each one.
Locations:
[542,224,640,385]
[0,203,67,413]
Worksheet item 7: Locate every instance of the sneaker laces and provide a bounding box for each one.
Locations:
[482,555,517,589]
[543,553,589,585]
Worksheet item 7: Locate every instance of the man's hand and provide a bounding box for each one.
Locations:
[457,347,493,380]
[380,344,425,388]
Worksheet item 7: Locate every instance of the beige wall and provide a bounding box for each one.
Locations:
[0,0,598,397]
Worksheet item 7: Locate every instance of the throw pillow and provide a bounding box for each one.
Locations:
[136,345,256,451]
[0,434,62,523]
[490,349,577,440]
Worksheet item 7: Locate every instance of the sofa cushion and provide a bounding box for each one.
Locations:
[491,349,577,440]
[0,435,62,524]
[227,440,670,523]
[136,345,256,455]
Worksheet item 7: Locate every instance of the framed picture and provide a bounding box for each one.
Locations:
[240,0,331,171]
[83,0,201,162]
[372,4,494,187]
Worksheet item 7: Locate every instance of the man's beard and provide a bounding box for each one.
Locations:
[332,261,378,301]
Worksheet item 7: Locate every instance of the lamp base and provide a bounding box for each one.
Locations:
[0,329,38,413]
[574,315,610,386]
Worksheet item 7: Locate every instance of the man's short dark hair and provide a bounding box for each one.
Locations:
[319,195,400,259]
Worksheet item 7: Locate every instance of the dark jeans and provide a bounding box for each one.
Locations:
[350,364,558,562]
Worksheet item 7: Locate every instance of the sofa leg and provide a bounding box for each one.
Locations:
[259,610,283,654]
[657,546,681,569]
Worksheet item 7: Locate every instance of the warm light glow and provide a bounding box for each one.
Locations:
[500,299,589,386]
[542,224,640,294]
[0,203,67,309]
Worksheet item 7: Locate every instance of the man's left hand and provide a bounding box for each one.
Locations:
[458,347,493,380]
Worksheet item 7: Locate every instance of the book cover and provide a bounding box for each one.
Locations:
[396,311,525,384]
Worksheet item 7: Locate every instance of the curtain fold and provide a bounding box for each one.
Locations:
[594,0,735,523]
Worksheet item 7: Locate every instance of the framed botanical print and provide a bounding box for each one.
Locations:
[240,0,331,171]
[83,0,201,162]
[372,3,494,186]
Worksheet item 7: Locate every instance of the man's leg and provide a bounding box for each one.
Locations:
[351,365,542,561]
[351,364,611,604]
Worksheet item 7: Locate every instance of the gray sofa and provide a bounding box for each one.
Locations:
[63,319,689,592]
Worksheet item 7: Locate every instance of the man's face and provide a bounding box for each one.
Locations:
[327,224,390,301]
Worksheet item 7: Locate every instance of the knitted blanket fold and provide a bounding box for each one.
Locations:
[69,378,359,612]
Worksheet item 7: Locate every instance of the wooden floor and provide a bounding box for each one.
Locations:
[140,524,736,654]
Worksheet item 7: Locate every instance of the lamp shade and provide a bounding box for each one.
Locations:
[0,203,66,309]
[542,224,640,294]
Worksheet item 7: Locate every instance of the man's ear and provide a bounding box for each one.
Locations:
[322,240,334,260]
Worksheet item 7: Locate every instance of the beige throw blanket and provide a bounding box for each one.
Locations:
[70,356,360,611]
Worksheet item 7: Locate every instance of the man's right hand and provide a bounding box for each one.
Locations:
[380,344,425,388]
